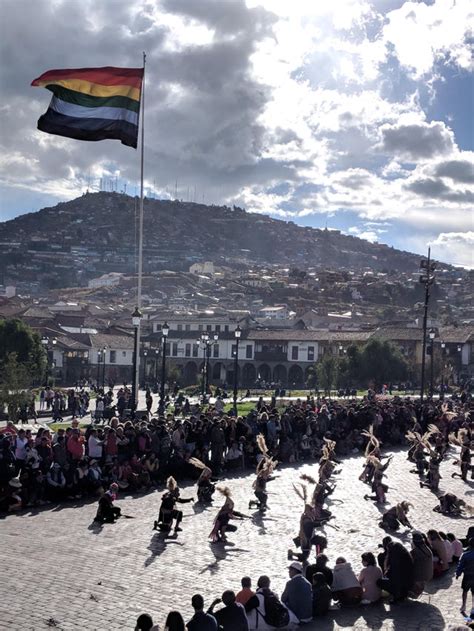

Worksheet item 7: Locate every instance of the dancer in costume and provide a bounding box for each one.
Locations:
[287,480,328,562]
[318,439,340,485]
[419,433,443,492]
[209,486,248,543]
[379,501,413,531]
[189,457,216,503]
[363,455,392,504]
[249,434,278,511]
[434,493,473,517]
[359,426,381,484]
[94,483,121,524]
[450,430,472,482]
[153,476,194,534]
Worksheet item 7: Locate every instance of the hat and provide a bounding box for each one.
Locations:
[9,477,22,489]
[288,561,303,573]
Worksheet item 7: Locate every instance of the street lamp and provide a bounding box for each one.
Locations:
[428,329,436,398]
[198,331,219,401]
[419,248,436,402]
[233,325,241,414]
[143,349,148,386]
[101,345,107,390]
[154,348,159,388]
[42,336,57,386]
[131,306,142,411]
[440,341,445,399]
[159,322,169,411]
[96,348,102,389]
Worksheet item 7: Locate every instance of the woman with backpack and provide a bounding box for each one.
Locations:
[245,575,297,630]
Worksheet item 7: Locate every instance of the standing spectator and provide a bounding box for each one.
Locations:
[14,429,28,473]
[134,613,160,631]
[456,538,474,616]
[88,429,103,460]
[163,611,185,630]
[187,594,217,631]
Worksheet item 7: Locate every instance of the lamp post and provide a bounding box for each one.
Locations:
[419,248,436,402]
[96,348,102,389]
[233,325,241,415]
[457,344,462,386]
[428,329,436,398]
[160,322,169,411]
[41,336,57,386]
[440,341,445,400]
[198,332,219,401]
[154,348,159,390]
[101,346,107,390]
[131,307,142,411]
[143,349,148,386]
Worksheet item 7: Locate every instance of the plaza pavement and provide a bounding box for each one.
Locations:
[0,447,471,630]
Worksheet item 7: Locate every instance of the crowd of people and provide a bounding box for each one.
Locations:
[0,389,473,629]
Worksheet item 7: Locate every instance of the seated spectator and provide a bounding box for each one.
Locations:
[236,577,255,606]
[358,552,382,604]
[306,553,334,587]
[312,572,332,617]
[163,611,185,631]
[46,462,66,501]
[439,531,454,564]
[331,557,363,607]
[281,561,312,623]
[135,613,160,631]
[226,442,243,470]
[245,575,292,630]
[427,529,450,576]
[0,477,23,512]
[448,533,463,562]
[377,540,414,602]
[207,590,249,630]
[410,531,433,597]
[456,538,474,617]
[187,594,217,631]
[87,460,104,494]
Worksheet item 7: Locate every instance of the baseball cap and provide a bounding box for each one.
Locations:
[288,561,303,573]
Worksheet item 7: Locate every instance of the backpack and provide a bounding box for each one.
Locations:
[262,591,290,628]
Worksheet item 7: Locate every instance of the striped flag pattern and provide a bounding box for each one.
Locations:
[31,67,144,148]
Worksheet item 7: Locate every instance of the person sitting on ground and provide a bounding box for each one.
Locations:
[358,552,382,604]
[94,483,121,524]
[331,557,363,607]
[376,539,414,602]
[187,594,217,631]
[306,553,334,587]
[245,575,292,630]
[456,538,474,617]
[281,561,313,623]
[312,572,332,617]
[134,613,160,631]
[379,501,412,531]
[427,529,450,576]
[448,533,464,562]
[45,462,66,502]
[410,531,433,597]
[207,590,249,631]
[235,577,255,606]
[163,610,186,631]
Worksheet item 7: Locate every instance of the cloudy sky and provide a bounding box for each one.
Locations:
[0,0,473,266]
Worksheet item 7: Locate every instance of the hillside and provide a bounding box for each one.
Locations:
[0,192,448,291]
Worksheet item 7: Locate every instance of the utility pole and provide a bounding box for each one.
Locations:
[419,248,436,402]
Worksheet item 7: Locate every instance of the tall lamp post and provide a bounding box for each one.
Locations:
[159,322,169,410]
[131,307,142,410]
[41,336,57,386]
[233,325,241,415]
[419,248,436,403]
[457,344,463,386]
[143,349,148,386]
[96,348,102,389]
[198,332,219,401]
[428,329,436,398]
[440,341,446,399]
[154,348,159,391]
[101,345,107,390]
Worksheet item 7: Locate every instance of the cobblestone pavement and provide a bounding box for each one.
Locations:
[1,447,471,631]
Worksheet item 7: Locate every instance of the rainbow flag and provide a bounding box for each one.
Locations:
[31,66,144,148]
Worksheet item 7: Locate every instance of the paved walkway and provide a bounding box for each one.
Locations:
[0,448,471,630]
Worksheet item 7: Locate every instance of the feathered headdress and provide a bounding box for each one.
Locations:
[300,473,317,485]
[256,434,269,458]
[361,425,380,456]
[216,485,232,498]
[292,483,307,504]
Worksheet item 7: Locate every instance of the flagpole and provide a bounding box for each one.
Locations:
[133,51,146,411]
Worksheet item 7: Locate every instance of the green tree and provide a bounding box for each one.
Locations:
[316,355,339,396]
[358,339,408,390]
[0,318,46,383]
[0,353,32,421]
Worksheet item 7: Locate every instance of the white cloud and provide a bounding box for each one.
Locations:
[429,231,474,268]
